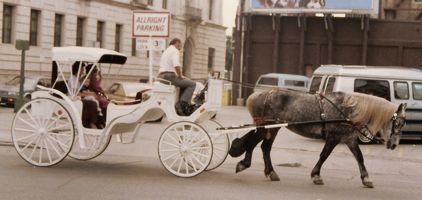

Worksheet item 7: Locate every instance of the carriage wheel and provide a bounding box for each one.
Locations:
[11,98,75,167]
[68,130,112,161]
[200,120,230,171]
[158,121,212,177]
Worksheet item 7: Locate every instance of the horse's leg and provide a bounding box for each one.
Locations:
[261,128,280,181]
[346,139,374,188]
[311,136,339,185]
[236,128,265,173]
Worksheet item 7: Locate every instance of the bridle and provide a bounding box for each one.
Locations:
[390,113,406,138]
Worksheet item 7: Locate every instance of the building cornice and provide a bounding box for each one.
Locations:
[85,0,148,10]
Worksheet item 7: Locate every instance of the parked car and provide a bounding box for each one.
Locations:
[254,73,309,93]
[106,82,151,102]
[0,75,50,107]
[310,64,422,143]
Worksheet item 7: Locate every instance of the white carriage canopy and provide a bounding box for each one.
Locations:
[50,46,128,96]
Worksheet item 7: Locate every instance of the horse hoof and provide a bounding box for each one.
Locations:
[312,175,324,185]
[267,171,280,181]
[362,178,374,188]
[236,163,247,173]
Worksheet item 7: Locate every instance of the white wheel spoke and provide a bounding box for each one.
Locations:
[162,151,181,162]
[191,152,207,168]
[28,136,41,161]
[160,147,180,152]
[14,133,38,142]
[167,132,181,144]
[38,138,44,164]
[191,146,211,150]
[214,146,227,152]
[19,134,39,152]
[168,156,180,169]
[44,138,53,163]
[177,156,183,173]
[48,124,71,132]
[45,136,63,158]
[162,141,180,149]
[45,115,64,130]
[191,150,210,158]
[191,137,207,147]
[47,135,70,149]
[188,156,198,172]
[47,131,72,137]
[18,117,38,131]
[24,108,40,128]
[15,127,37,134]
[184,158,189,175]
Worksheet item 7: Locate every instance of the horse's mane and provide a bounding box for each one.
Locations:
[343,92,396,134]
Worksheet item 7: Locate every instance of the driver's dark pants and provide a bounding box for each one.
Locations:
[158,72,196,103]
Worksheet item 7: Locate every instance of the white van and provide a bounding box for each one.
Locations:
[254,73,309,93]
[310,65,422,142]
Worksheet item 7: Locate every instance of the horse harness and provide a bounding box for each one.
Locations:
[316,93,385,143]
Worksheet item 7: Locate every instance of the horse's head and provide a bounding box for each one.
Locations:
[383,103,407,150]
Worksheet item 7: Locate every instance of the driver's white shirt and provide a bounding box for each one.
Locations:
[159,45,181,73]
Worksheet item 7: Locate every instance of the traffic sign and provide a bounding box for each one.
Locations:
[133,11,170,37]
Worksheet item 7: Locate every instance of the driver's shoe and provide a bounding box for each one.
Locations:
[175,102,186,116]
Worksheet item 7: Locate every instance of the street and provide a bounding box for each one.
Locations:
[0,106,421,200]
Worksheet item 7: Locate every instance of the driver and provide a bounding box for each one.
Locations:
[158,38,196,116]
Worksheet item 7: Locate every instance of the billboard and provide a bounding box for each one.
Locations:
[249,0,379,15]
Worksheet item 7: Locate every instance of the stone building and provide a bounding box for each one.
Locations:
[0,0,226,85]
[381,0,422,20]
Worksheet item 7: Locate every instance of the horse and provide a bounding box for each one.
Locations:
[228,89,407,188]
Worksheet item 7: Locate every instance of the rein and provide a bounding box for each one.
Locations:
[317,92,382,143]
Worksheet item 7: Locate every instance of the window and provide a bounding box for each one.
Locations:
[131,38,137,56]
[394,81,409,99]
[324,77,336,93]
[208,47,215,72]
[115,24,122,51]
[354,79,390,101]
[209,0,213,20]
[309,76,322,94]
[2,5,13,44]
[162,0,167,9]
[54,14,63,47]
[76,17,84,46]
[285,80,306,87]
[412,82,422,100]
[258,77,278,86]
[97,21,104,48]
[148,0,153,6]
[29,10,40,46]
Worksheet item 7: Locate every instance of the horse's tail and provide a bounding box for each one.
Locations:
[246,92,260,116]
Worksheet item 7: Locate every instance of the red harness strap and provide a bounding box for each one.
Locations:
[253,117,266,125]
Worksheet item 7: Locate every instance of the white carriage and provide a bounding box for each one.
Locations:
[11,47,230,177]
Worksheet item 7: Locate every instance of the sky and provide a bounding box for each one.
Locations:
[222,0,240,35]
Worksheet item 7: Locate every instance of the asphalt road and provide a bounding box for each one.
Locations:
[0,106,421,200]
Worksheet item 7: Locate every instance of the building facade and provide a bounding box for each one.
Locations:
[0,0,227,85]
[381,0,422,20]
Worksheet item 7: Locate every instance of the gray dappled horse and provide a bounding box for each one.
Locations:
[229,89,406,188]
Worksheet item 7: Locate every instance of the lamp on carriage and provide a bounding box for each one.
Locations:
[14,40,30,112]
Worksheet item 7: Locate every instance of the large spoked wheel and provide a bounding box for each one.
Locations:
[11,98,75,167]
[158,121,213,178]
[200,120,230,171]
[68,130,112,161]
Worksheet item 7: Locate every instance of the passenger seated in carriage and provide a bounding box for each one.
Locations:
[158,38,197,116]
[69,62,105,129]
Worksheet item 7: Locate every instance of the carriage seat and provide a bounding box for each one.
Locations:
[152,81,180,103]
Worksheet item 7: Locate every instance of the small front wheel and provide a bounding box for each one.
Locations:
[158,121,212,177]
[11,98,75,167]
